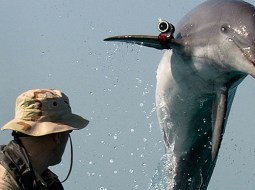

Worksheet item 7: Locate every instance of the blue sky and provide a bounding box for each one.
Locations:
[0,0,255,189]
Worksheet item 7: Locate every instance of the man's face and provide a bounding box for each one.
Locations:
[49,131,70,166]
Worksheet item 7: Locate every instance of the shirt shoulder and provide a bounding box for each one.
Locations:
[0,164,20,190]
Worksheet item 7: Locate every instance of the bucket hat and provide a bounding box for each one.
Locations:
[1,89,89,136]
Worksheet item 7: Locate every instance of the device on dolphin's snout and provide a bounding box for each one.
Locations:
[104,19,176,50]
[157,20,175,49]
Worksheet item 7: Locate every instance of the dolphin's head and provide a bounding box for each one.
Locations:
[176,0,255,77]
[104,0,255,77]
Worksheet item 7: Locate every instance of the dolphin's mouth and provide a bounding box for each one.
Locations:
[242,49,255,67]
[240,47,255,67]
[230,37,255,67]
[225,24,255,68]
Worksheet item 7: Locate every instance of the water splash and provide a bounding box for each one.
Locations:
[148,144,177,190]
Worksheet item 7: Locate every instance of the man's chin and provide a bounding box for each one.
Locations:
[49,158,62,166]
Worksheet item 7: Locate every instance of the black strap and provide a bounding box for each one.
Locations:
[41,169,64,190]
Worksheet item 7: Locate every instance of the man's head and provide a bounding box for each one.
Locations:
[1,89,89,171]
[1,89,89,136]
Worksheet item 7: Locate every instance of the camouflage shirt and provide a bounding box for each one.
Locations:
[0,140,64,190]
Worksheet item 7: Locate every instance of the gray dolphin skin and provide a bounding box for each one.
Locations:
[104,0,255,189]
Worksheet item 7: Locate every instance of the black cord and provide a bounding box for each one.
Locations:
[61,134,73,183]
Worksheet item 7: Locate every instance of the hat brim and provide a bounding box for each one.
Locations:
[1,113,89,136]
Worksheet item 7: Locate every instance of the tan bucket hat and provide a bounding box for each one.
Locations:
[1,89,89,136]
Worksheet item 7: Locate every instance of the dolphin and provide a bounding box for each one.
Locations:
[104,0,255,189]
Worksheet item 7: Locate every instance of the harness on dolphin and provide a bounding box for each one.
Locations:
[158,20,175,49]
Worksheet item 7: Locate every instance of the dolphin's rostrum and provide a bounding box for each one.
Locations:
[105,0,255,189]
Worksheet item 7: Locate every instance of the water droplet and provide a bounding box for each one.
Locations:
[149,123,153,132]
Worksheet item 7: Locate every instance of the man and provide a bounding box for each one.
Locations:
[0,89,89,190]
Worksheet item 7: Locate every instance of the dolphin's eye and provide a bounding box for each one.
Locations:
[221,24,231,33]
